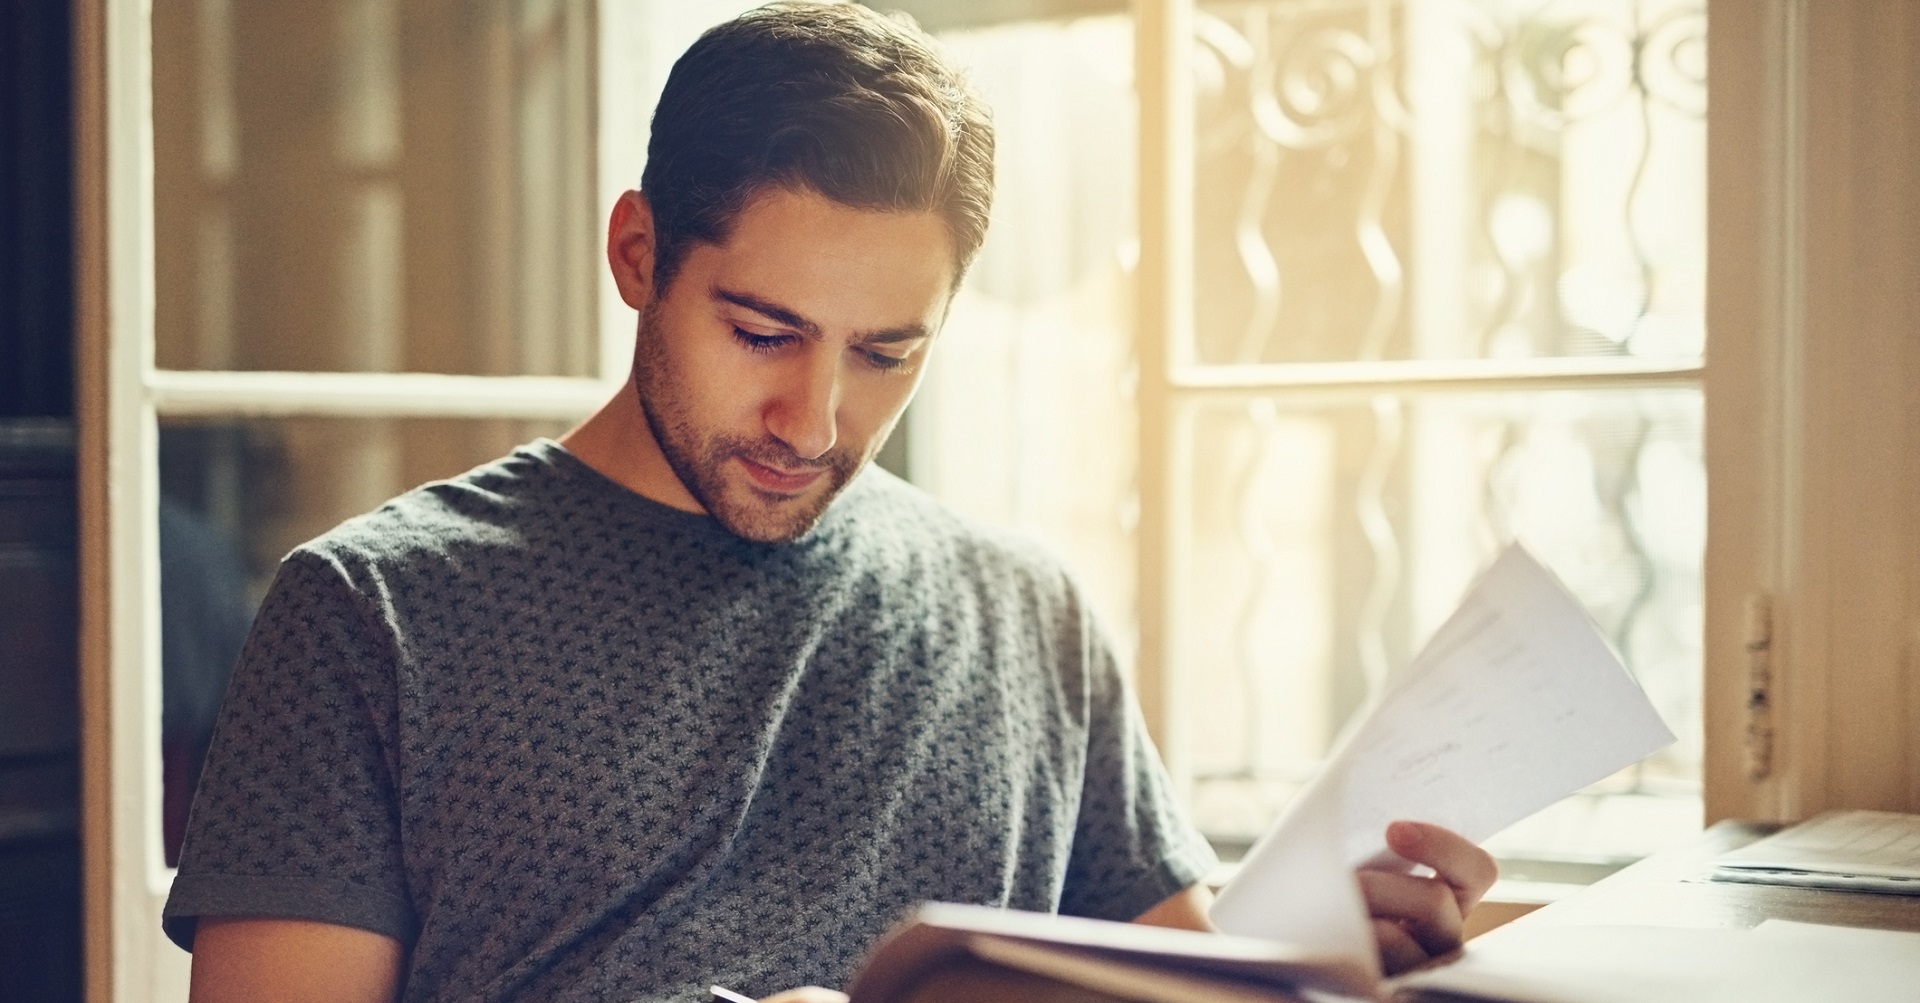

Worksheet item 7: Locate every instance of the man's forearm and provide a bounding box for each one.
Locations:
[1132,883,1216,932]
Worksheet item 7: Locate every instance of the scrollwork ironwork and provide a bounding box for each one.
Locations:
[1190,0,1706,837]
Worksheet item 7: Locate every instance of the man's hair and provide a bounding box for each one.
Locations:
[640,1,994,289]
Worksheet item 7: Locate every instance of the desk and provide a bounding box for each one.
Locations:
[1385,821,1920,1002]
[1480,820,1920,936]
[880,823,1920,1003]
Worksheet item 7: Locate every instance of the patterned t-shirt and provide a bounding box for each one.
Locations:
[162,440,1215,1003]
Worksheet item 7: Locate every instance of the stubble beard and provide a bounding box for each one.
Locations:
[631,304,862,544]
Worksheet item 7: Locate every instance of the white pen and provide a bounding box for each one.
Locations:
[710,985,757,1003]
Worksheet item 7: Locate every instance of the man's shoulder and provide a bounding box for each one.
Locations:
[289,440,571,576]
[837,467,1080,598]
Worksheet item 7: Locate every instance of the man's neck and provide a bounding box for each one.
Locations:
[558,379,706,514]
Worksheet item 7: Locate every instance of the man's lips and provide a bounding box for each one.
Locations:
[736,455,827,494]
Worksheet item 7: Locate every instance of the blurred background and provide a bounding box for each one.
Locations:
[143,0,1705,882]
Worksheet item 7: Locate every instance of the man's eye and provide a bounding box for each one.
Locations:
[860,349,913,373]
[733,328,792,353]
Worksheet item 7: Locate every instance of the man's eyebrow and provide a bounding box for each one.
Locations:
[860,324,932,345]
[713,286,932,345]
[714,288,821,338]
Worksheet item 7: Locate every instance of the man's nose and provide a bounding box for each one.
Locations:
[763,347,840,461]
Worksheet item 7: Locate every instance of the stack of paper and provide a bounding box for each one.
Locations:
[1712,809,1920,895]
[1210,544,1677,969]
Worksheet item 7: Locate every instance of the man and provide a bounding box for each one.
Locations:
[164,5,1496,1001]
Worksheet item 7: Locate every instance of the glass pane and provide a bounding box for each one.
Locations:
[916,15,1143,636]
[157,417,572,864]
[1190,0,1706,364]
[1181,388,1703,860]
[152,0,600,376]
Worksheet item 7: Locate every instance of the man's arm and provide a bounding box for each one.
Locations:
[186,917,406,1003]
[1131,821,1498,975]
[1132,883,1217,931]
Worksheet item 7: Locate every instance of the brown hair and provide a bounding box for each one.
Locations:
[639,2,994,289]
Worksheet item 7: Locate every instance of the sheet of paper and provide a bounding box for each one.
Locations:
[1390,924,1744,1003]
[1211,545,1675,949]
[1717,809,1920,879]
[1740,920,1920,1000]
[1210,774,1381,974]
[1392,921,1920,1003]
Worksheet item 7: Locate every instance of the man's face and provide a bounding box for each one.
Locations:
[631,187,954,543]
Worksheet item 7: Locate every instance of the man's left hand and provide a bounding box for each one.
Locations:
[1359,820,1498,974]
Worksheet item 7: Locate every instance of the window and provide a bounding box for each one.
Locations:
[915,0,1705,870]
[90,1,616,997]
[146,0,605,862]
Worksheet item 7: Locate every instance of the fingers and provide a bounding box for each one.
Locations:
[1357,868,1464,961]
[759,988,850,1003]
[1362,822,1497,974]
[1386,820,1499,913]
[1371,918,1430,976]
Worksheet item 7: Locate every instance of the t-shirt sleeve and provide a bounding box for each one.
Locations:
[1056,601,1219,922]
[162,549,417,951]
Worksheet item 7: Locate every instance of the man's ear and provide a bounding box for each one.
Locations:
[607,190,657,311]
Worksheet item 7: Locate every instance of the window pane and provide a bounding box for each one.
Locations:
[1190,0,1706,364]
[156,416,572,864]
[918,14,1143,637]
[917,2,1706,867]
[1180,388,1703,860]
[152,0,600,376]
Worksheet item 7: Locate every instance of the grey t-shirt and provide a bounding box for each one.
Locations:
[163,440,1215,1002]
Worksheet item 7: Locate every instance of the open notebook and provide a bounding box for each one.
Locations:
[844,903,1367,1003]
